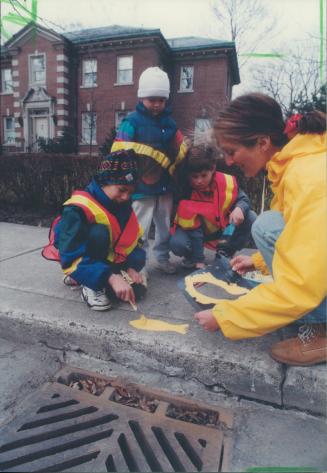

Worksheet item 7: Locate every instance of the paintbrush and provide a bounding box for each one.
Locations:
[128,299,138,311]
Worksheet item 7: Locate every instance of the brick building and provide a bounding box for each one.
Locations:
[0,22,239,153]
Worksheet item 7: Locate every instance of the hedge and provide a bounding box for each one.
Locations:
[0,153,272,214]
[0,153,102,212]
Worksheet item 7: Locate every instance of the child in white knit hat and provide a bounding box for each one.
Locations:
[112,66,188,275]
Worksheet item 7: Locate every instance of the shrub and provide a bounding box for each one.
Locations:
[0,151,271,217]
[99,127,117,157]
[37,127,77,154]
[0,153,101,212]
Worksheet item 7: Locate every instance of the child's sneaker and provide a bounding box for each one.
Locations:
[181,258,196,269]
[63,274,80,289]
[156,260,177,274]
[181,259,205,270]
[195,262,206,269]
[216,248,234,259]
[81,286,112,311]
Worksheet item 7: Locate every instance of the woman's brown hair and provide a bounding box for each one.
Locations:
[297,110,326,134]
[214,93,288,147]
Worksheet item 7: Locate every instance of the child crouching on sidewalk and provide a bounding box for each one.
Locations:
[169,146,256,268]
[42,150,146,311]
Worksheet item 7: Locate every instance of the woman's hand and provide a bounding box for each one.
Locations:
[126,267,144,285]
[108,274,136,304]
[230,254,255,275]
[194,309,219,332]
[229,206,244,226]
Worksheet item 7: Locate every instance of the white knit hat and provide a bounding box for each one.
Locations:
[137,67,170,99]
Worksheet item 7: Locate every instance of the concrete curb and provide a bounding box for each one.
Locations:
[0,223,326,415]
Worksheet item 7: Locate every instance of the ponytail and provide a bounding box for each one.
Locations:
[297,110,326,134]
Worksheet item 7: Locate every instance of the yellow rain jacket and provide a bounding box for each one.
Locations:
[213,133,327,339]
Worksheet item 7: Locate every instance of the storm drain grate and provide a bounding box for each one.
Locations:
[0,366,233,472]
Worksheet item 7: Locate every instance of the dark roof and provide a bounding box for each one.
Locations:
[167,36,239,85]
[1,22,64,52]
[167,36,234,50]
[1,23,240,84]
[64,25,162,44]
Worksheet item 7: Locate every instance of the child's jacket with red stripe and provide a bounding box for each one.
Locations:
[43,179,144,290]
[172,172,249,249]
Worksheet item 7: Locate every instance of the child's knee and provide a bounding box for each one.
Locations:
[169,235,186,256]
[134,249,146,270]
[251,211,284,241]
[87,224,110,260]
[251,216,264,242]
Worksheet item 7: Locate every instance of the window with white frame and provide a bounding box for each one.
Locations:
[82,59,97,87]
[180,66,194,92]
[30,54,46,85]
[81,112,97,143]
[194,118,212,145]
[115,110,130,130]
[1,69,13,93]
[3,117,15,145]
[117,56,133,84]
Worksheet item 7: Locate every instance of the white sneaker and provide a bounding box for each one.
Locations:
[81,286,111,311]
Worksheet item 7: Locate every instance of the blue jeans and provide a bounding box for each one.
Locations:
[251,211,326,325]
[224,209,257,254]
[170,209,257,262]
[170,227,205,263]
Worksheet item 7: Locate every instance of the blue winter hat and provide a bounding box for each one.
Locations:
[95,150,138,186]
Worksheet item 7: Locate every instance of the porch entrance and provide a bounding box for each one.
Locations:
[22,87,55,152]
[29,110,49,151]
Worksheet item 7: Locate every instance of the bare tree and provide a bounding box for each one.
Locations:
[252,39,324,115]
[210,0,277,67]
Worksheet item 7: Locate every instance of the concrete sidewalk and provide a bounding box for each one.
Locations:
[0,222,325,415]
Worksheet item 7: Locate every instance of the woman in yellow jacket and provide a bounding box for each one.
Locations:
[194,93,326,366]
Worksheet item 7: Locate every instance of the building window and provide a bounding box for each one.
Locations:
[82,59,97,87]
[81,112,97,143]
[1,69,13,93]
[117,56,133,84]
[115,110,129,130]
[30,54,46,85]
[180,66,194,92]
[194,118,212,145]
[3,117,15,145]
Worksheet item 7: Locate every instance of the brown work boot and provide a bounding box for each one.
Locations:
[270,323,327,366]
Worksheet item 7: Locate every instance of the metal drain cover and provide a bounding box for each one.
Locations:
[0,366,233,472]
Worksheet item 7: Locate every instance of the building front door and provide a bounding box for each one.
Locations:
[33,116,49,151]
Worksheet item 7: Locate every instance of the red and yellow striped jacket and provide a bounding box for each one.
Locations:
[172,172,238,249]
[43,191,143,268]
